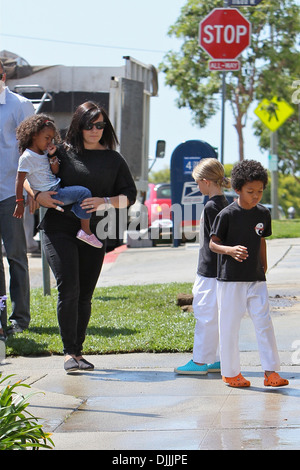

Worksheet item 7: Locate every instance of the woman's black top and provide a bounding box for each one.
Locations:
[40,145,137,236]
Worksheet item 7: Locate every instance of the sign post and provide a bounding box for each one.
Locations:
[199,8,251,164]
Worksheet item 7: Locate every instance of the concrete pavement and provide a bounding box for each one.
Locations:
[1,238,300,451]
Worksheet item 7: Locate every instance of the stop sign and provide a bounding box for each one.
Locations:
[199,8,251,60]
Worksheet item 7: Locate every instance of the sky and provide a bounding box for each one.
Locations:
[0,0,278,173]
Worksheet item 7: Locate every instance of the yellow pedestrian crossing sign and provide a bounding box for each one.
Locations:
[254,97,294,132]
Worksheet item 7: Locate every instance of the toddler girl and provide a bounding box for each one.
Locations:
[13,114,103,249]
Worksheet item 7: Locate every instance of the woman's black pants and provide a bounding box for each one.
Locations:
[43,231,106,356]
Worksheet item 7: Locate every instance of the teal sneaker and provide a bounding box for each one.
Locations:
[207,361,221,373]
[174,360,208,375]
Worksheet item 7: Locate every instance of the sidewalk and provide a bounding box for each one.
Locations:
[1,238,300,451]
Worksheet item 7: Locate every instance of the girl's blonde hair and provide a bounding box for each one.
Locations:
[192,158,231,189]
[16,113,61,154]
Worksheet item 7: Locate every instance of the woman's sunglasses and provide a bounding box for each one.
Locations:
[83,122,106,131]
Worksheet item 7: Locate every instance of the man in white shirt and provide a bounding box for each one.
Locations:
[0,60,35,336]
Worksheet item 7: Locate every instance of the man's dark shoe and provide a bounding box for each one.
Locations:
[6,322,24,335]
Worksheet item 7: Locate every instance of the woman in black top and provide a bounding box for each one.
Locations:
[35,102,137,372]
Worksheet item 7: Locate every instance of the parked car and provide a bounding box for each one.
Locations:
[224,192,285,219]
[262,204,286,219]
[144,183,172,226]
[223,189,238,204]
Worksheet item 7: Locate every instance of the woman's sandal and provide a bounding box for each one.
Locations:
[222,373,250,388]
[64,357,79,372]
[264,372,289,387]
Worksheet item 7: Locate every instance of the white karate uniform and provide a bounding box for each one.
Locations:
[192,274,219,364]
[217,280,281,377]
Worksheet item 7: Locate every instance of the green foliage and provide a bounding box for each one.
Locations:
[261,173,300,217]
[276,174,300,217]
[160,0,300,163]
[6,283,196,356]
[253,115,300,177]
[149,166,171,183]
[224,163,234,178]
[269,219,300,239]
[0,374,54,450]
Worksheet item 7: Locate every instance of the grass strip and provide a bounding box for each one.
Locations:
[6,283,195,357]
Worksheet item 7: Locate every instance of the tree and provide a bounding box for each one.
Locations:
[149,166,171,184]
[160,0,300,164]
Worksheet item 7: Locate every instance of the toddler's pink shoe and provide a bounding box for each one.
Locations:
[76,230,103,248]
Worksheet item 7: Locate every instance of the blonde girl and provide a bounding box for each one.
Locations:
[175,158,230,375]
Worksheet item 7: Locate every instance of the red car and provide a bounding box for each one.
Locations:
[144,183,172,227]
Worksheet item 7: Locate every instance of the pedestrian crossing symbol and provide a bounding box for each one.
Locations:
[254,97,294,132]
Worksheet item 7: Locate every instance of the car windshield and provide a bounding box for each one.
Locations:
[156,185,171,199]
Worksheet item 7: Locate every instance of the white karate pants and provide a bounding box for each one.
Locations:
[192,275,219,364]
[217,281,281,377]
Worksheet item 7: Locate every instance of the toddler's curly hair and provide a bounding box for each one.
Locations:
[231,160,268,191]
[16,113,61,154]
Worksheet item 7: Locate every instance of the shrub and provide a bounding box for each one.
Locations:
[0,374,54,450]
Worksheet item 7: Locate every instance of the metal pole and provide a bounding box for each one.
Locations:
[220,0,228,164]
[270,132,279,220]
[220,72,226,164]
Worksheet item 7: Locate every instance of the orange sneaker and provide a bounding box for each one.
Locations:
[264,372,289,387]
[222,373,250,388]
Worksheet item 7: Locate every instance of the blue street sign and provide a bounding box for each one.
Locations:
[170,140,218,247]
[227,0,263,5]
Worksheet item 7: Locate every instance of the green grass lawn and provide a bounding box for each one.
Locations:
[5,219,300,357]
[6,283,195,357]
[270,218,300,239]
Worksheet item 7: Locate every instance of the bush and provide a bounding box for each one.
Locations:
[0,374,54,450]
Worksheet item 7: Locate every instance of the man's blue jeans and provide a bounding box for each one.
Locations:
[51,184,92,220]
[0,196,30,330]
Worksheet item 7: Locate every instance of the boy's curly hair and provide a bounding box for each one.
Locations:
[231,160,268,191]
[16,113,61,154]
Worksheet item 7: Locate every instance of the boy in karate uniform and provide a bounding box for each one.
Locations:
[210,160,289,388]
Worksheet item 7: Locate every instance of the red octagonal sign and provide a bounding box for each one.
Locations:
[199,8,251,60]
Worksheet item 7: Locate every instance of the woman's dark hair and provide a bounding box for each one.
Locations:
[231,159,268,191]
[65,101,119,154]
[16,113,61,154]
